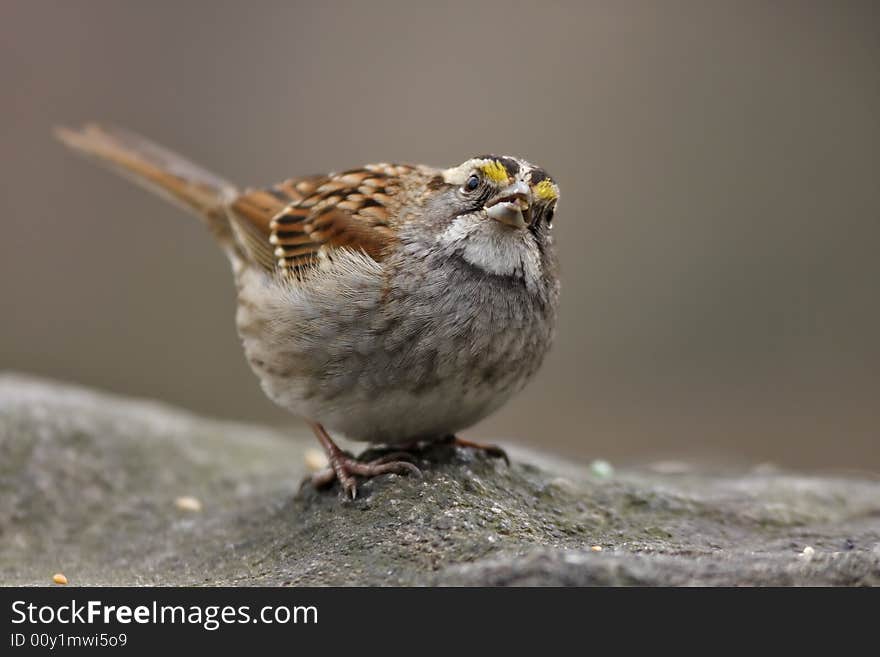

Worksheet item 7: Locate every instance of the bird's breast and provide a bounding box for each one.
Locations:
[235,247,557,442]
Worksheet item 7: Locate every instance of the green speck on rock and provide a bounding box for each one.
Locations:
[590,459,615,479]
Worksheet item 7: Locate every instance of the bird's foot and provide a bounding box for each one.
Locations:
[306,422,422,499]
[442,435,510,466]
[310,451,422,499]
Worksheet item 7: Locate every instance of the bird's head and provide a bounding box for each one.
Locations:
[438,155,558,230]
[412,155,559,282]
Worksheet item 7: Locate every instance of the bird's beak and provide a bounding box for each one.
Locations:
[485,180,532,228]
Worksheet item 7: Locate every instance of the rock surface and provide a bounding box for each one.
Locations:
[1,373,878,586]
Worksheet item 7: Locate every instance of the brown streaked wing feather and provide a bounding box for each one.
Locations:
[227,176,325,271]
[267,166,411,275]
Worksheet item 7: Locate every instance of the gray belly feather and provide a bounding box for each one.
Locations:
[235,248,556,443]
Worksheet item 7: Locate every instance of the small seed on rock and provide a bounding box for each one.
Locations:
[304,448,328,472]
[174,496,202,512]
[53,573,68,585]
[799,546,815,560]
[548,477,577,493]
[591,545,603,552]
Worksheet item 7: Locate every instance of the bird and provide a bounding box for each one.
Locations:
[55,124,561,499]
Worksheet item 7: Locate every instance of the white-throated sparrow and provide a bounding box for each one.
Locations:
[56,124,560,498]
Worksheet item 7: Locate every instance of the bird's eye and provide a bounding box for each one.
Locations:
[464,174,480,192]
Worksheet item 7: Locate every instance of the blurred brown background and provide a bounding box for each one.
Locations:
[2,1,878,472]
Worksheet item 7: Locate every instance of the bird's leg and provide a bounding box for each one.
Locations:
[442,434,510,466]
[307,422,422,499]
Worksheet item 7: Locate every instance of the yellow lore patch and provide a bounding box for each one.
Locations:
[480,160,510,184]
[534,179,558,202]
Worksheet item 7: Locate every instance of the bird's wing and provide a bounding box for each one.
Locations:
[228,165,412,276]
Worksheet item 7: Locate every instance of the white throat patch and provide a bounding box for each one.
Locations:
[438,214,542,285]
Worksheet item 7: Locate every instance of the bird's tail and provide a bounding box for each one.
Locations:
[54,123,238,246]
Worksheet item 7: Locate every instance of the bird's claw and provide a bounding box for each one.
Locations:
[443,435,510,466]
[310,451,422,499]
